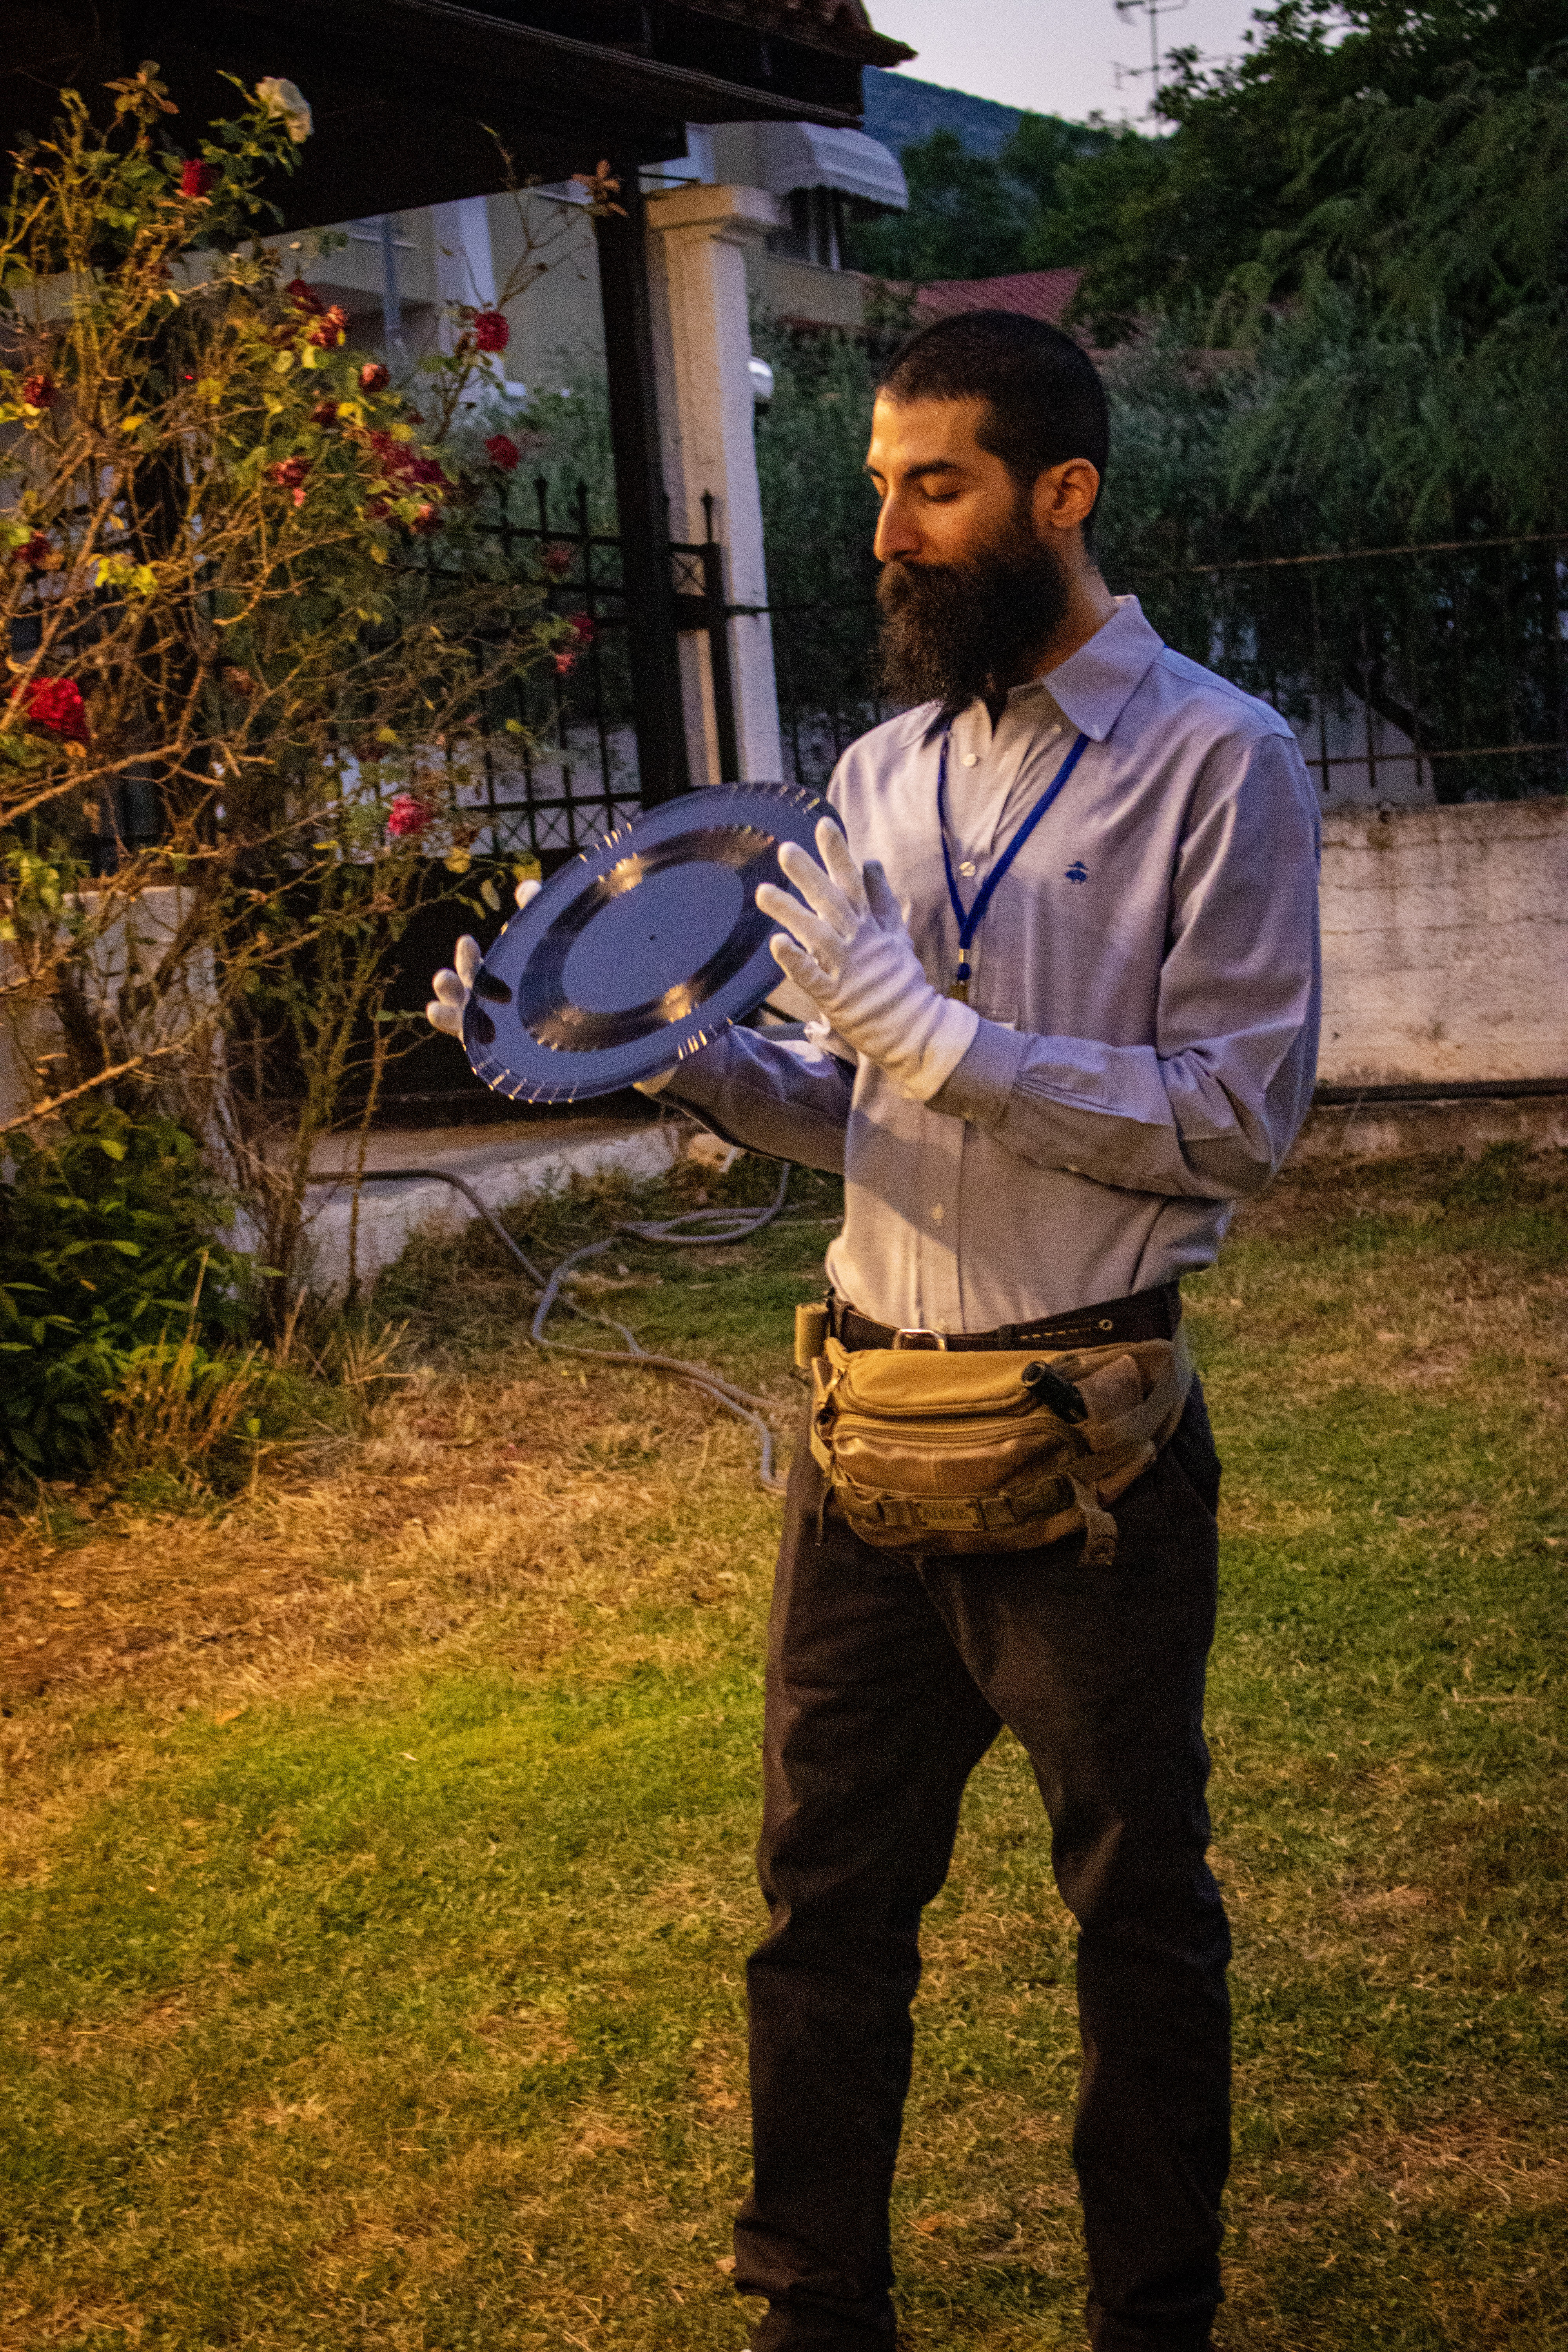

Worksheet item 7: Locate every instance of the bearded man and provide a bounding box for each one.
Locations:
[429,312,1321,2352]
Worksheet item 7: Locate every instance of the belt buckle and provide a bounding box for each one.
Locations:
[892,1326,948,1351]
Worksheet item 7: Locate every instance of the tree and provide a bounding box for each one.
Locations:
[843,130,1030,282]
[1221,51,1568,537]
[1043,1,1568,343]
[843,115,1122,287]
[1002,113,1117,229]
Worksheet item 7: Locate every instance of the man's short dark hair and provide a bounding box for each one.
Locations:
[877,310,1110,532]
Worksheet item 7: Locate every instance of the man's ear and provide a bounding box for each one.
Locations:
[1032,457,1100,541]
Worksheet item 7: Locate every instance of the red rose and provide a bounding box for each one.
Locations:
[309,399,339,426]
[307,305,348,349]
[20,371,54,410]
[11,533,50,568]
[180,158,217,200]
[368,431,409,478]
[553,650,577,677]
[567,611,596,645]
[485,433,521,473]
[367,434,443,492]
[267,456,310,508]
[25,677,88,743]
[542,544,573,577]
[472,309,510,354]
[410,503,441,537]
[286,276,325,316]
[359,361,390,393]
[387,793,433,838]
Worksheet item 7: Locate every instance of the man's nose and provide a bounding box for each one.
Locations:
[873,492,922,565]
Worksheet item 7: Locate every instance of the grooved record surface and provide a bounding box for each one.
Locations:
[463,782,835,1104]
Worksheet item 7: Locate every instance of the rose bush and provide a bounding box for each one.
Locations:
[0,63,614,1339]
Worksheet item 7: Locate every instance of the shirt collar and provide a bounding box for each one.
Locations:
[1030,595,1165,742]
[922,596,1166,750]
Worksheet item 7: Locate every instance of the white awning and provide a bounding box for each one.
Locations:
[708,121,907,209]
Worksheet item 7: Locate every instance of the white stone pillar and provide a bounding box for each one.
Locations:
[644,182,784,785]
[430,196,497,311]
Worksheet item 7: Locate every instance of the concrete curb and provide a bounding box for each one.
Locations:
[300,1116,688,1297]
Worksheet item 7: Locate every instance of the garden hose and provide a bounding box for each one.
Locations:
[311,1161,795,1492]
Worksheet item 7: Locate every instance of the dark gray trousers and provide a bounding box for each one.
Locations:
[734,1386,1231,2352]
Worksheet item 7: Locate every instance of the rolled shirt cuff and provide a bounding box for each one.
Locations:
[896,995,980,1103]
[926,1012,1030,1123]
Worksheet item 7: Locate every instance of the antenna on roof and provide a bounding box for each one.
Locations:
[1112,0,1189,104]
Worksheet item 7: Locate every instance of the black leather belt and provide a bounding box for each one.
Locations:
[829,1280,1182,1354]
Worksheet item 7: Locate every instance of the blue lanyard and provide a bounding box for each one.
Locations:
[937,726,1090,999]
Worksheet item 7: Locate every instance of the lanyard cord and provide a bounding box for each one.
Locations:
[937,725,1091,996]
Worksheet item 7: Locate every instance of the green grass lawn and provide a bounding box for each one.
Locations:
[2,1147,1564,2350]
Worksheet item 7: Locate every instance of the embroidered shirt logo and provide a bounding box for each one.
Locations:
[1064,860,1089,884]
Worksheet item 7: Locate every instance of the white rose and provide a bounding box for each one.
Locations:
[257,77,313,145]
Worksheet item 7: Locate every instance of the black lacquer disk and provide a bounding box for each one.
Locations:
[463,783,836,1103]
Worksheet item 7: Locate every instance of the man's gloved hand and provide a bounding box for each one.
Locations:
[425,876,540,1038]
[755,819,978,1103]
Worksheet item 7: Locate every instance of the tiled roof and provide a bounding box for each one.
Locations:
[915,269,1084,327]
[678,2,915,69]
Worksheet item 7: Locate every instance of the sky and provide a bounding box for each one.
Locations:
[867,0,1269,126]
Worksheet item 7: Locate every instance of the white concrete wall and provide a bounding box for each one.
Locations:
[0,886,215,1133]
[301,1117,687,1299]
[292,191,603,386]
[1318,800,1568,1085]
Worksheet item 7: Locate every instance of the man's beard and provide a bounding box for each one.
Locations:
[875,505,1073,713]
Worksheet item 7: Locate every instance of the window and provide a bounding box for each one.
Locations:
[768,186,849,270]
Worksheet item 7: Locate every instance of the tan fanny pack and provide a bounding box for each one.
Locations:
[796,1305,1193,1566]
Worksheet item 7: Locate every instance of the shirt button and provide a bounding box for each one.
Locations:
[961,753,979,767]
[931,1203,945,1224]
[958,859,976,877]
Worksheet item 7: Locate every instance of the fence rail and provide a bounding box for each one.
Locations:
[766,531,1568,808]
[25,511,1564,872]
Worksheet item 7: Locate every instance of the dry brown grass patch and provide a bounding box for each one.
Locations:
[0,1359,784,1869]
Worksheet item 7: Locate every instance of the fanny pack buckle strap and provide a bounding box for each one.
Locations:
[1070,1479,1119,1569]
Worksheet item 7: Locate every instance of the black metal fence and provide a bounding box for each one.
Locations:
[1133,532,1568,808]
[405,480,739,867]
[33,479,742,871]
[765,531,1568,807]
[766,543,893,793]
[50,516,1568,871]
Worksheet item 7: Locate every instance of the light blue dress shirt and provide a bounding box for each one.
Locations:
[664,597,1322,1332]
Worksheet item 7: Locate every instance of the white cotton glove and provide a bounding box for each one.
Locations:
[755,820,978,1102]
[425,876,541,1037]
